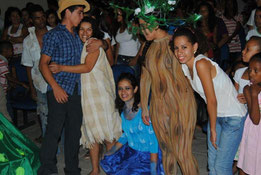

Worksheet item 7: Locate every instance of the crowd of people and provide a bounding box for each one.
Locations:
[0,0,261,174]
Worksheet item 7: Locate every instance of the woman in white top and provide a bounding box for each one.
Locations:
[114,8,141,76]
[2,7,28,57]
[172,27,247,175]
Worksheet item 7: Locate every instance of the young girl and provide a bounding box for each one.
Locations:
[237,53,261,175]
[234,36,261,104]
[172,27,247,175]
[100,73,164,175]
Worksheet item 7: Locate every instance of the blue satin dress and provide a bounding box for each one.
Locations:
[100,108,165,174]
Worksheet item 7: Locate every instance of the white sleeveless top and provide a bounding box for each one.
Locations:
[182,54,246,117]
[7,24,23,55]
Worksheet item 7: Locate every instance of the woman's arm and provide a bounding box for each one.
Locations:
[129,42,145,66]
[105,38,114,66]
[114,43,119,64]
[49,49,100,74]
[196,59,218,149]
[140,66,151,125]
[9,26,29,43]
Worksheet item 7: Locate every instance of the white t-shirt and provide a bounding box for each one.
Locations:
[21,26,52,93]
[246,29,261,41]
[103,31,116,46]
[182,54,247,117]
[247,9,256,29]
[233,67,249,94]
[115,29,140,57]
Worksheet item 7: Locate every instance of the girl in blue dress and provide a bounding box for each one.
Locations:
[100,73,164,175]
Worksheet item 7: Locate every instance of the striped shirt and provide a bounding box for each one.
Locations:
[41,24,83,95]
[221,15,243,53]
[0,58,9,92]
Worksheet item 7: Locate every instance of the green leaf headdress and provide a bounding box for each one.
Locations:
[110,0,201,35]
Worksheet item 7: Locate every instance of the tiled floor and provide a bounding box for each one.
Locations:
[21,111,208,175]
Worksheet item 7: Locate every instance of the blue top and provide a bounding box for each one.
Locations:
[41,24,83,95]
[118,108,159,153]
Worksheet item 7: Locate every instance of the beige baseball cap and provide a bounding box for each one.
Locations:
[57,0,90,19]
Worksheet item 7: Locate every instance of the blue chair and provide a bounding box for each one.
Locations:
[9,59,37,130]
[111,64,135,83]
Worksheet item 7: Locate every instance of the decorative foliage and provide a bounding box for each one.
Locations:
[0,131,3,140]
[0,153,8,162]
[110,0,201,34]
[16,148,25,156]
[15,167,25,175]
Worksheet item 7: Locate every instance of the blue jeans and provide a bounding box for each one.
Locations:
[207,116,245,175]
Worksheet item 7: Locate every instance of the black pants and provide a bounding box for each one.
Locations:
[38,88,82,175]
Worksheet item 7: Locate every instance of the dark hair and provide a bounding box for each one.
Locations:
[60,5,85,19]
[171,26,209,56]
[249,36,261,51]
[115,73,140,113]
[29,4,45,18]
[46,9,60,26]
[223,0,238,19]
[4,7,22,28]
[250,52,261,64]
[195,2,217,33]
[77,17,104,40]
[0,41,13,54]
[26,2,34,9]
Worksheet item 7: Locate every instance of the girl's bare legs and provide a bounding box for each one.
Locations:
[89,140,116,175]
[89,143,100,175]
[105,140,116,151]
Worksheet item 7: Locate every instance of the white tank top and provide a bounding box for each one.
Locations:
[7,24,23,55]
[182,54,246,117]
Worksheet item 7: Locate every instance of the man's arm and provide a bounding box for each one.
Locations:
[39,54,68,103]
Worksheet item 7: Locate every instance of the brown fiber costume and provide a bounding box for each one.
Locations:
[140,37,199,174]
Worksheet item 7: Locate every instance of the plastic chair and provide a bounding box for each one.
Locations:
[9,59,37,130]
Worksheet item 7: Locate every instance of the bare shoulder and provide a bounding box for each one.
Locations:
[196,59,211,72]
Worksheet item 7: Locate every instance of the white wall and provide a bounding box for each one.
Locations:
[0,0,48,18]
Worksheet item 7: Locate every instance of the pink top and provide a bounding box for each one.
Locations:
[237,93,261,175]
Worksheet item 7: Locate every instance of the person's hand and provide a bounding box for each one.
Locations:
[250,83,261,96]
[237,93,246,104]
[49,62,62,74]
[30,88,37,101]
[210,129,217,149]
[86,38,102,53]
[104,145,119,156]
[21,82,29,90]
[142,114,150,126]
[52,85,68,103]
[150,161,157,175]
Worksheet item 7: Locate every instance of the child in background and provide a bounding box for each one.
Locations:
[100,73,164,175]
[237,53,261,175]
[246,7,261,41]
[234,36,261,104]
[0,41,28,121]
